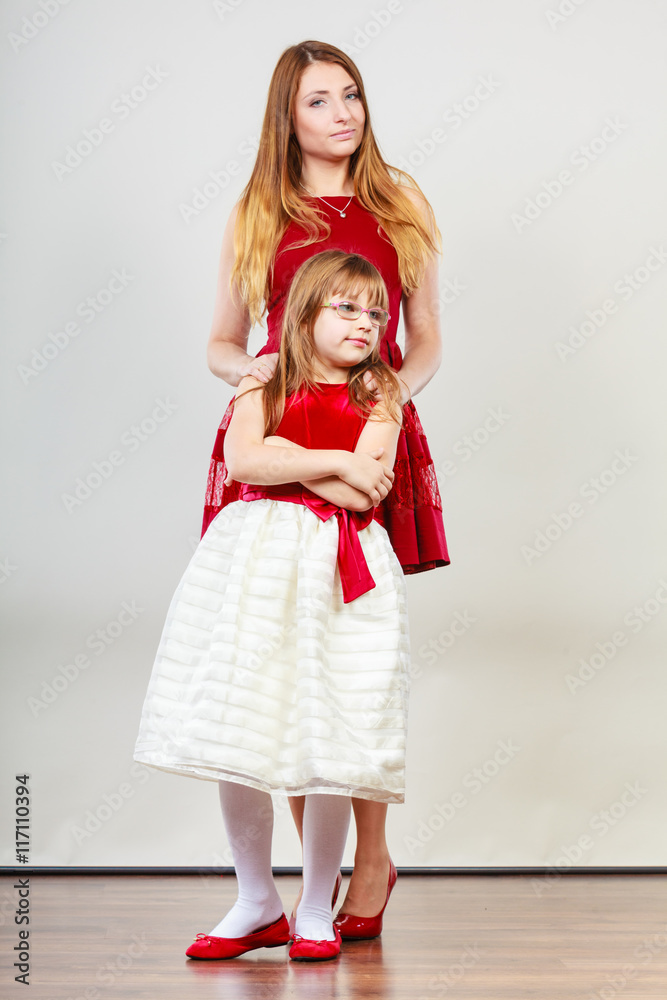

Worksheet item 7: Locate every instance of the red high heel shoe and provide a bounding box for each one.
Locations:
[185,913,290,959]
[289,870,343,938]
[333,859,397,940]
[289,925,342,962]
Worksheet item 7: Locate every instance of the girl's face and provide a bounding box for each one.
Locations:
[292,62,365,165]
[310,286,381,383]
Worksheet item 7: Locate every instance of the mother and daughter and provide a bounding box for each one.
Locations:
[133,39,449,962]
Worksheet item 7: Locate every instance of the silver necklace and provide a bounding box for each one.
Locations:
[302,185,353,218]
[318,194,353,218]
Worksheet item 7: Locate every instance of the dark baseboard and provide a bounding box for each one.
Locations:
[3,866,666,876]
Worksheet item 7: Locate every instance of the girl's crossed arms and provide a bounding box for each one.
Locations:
[224,374,402,511]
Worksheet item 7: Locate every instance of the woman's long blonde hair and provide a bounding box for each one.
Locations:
[230,39,442,325]
[235,250,402,436]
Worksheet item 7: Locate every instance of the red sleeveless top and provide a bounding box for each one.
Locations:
[240,381,378,604]
[201,196,450,575]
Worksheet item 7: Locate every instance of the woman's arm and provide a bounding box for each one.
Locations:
[392,187,443,403]
[205,205,280,387]
[224,377,395,503]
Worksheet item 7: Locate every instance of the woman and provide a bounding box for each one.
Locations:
[201,39,450,937]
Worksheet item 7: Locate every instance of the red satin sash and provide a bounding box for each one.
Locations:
[239,482,376,604]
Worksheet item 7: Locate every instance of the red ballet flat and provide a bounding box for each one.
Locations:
[185,913,290,959]
[289,925,342,962]
[288,870,343,939]
[333,859,397,940]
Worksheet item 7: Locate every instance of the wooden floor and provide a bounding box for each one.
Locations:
[4,873,667,998]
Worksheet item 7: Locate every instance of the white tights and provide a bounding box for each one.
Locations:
[208,780,351,942]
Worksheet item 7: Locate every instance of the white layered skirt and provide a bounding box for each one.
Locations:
[133,498,411,803]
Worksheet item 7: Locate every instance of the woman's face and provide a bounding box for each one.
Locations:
[291,61,366,164]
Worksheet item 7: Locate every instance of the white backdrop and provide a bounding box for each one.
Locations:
[2,0,666,870]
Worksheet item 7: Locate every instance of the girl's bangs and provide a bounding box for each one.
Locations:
[327,276,388,308]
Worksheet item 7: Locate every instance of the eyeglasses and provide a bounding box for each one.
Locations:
[323,301,390,328]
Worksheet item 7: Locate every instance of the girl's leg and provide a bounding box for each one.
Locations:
[338,798,392,917]
[208,780,283,938]
[296,793,351,941]
[289,796,392,918]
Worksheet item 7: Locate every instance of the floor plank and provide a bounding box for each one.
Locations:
[2,874,666,998]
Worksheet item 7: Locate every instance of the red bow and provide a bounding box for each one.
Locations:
[239,484,376,603]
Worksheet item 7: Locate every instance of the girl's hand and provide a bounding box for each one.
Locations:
[339,447,394,506]
[237,352,279,383]
[362,369,411,406]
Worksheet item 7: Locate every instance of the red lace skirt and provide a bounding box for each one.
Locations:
[201,395,449,575]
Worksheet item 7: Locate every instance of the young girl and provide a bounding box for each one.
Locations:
[133,250,410,962]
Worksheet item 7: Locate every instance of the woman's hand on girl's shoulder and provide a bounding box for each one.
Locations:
[362,368,381,400]
[362,369,408,412]
[363,371,404,412]
[237,352,280,384]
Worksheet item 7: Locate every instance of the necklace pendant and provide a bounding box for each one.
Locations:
[315,193,353,218]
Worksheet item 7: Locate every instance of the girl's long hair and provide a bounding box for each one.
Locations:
[230,39,442,325]
[235,250,402,436]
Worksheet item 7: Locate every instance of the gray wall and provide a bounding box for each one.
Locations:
[2,0,666,868]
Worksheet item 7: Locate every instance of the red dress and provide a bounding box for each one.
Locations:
[201,195,450,574]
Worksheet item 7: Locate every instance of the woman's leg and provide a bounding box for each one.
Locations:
[337,798,392,917]
[208,780,283,938]
[296,793,351,941]
[290,795,393,918]
[287,795,306,916]
[288,795,305,841]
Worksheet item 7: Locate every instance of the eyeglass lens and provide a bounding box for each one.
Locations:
[335,301,389,326]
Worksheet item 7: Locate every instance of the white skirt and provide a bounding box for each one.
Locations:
[133,498,411,803]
